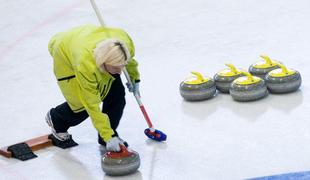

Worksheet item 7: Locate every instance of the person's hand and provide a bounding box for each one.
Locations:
[126,82,140,97]
[106,137,124,152]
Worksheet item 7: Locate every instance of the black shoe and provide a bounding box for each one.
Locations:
[48,134,78,149]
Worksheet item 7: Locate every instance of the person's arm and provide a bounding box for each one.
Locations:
[75,70,115,142]
[125,57,140,83]
[124,33,140,83]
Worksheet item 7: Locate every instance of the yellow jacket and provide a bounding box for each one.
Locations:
[48,25,140,141]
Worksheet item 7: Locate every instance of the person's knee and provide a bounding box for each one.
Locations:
[51,103,89,127]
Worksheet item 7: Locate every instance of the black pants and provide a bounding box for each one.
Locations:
[49,74,126,144]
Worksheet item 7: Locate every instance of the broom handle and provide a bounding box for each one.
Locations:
[123,70,154,129]
[90,0,106,26]
[89,0,154,130]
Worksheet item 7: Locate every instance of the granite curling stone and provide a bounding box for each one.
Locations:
[230,71,268,101]
[265,63,302,93]
[180,71,216,101]
[101,146,140,176]
[214,63,244,93]
[249,55,280,80]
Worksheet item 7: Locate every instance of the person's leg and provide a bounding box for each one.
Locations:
[98,74,126,145]
[48,102,89,133]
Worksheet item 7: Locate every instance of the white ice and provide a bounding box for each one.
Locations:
[1,0,310,179]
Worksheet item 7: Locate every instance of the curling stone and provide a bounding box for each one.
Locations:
[214,63,244,93]
[266,63,302,93]
[249,55,280,80]
[101,145,140,176]
[230,71,268,101]
[180,71,216,101]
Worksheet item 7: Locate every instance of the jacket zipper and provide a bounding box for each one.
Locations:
[57,75,76,82]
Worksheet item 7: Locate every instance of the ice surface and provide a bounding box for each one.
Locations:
[1,0,310,179]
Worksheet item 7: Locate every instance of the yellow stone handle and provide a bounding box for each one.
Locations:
[240,71,255,82]
[275,62,289,74]
[191,71,205,82]
[225,63,239,74]
[260,55,274,65]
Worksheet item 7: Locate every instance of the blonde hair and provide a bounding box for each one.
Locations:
[94,39,130,72]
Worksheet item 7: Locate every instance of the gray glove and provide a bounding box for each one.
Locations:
[126,82,140,97]
[106,137,124,152]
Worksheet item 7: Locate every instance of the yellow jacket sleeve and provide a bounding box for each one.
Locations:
[123,33,140,82]
[126,58,140,82]
[75,69,115,142]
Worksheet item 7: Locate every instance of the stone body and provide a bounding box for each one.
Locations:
[266,71,302,93]
[101,149,140,176]
[214,73,244,93]
[230,79,268,101]
[180,80,216,101]
[248,65,279,80]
